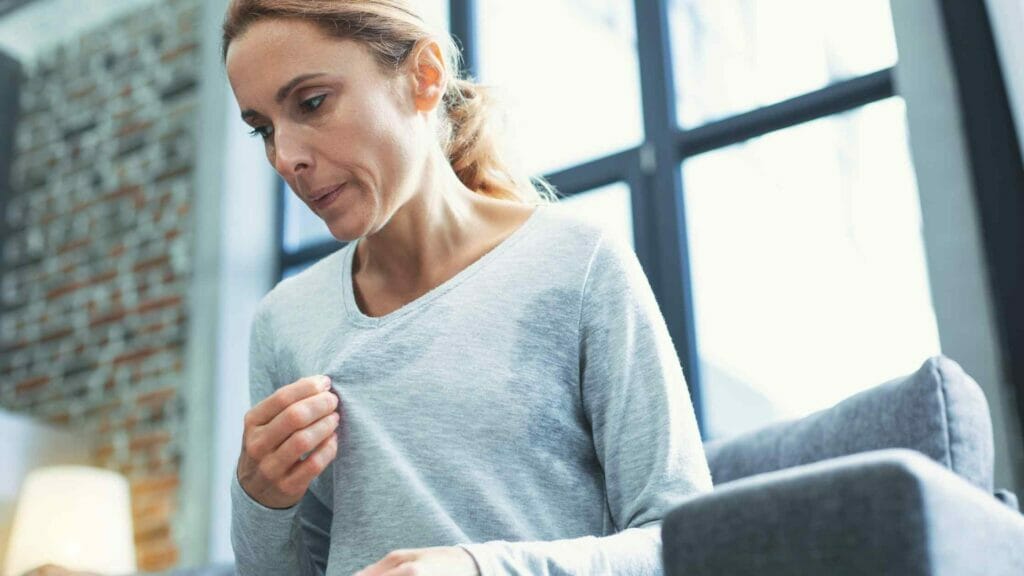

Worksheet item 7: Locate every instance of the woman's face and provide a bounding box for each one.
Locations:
[226,18,436,241]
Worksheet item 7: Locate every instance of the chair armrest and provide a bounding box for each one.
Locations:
[662,449,1024,576]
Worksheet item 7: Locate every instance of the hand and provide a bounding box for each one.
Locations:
[354,546,480,576]
[237,374,341,509]
[21,565,100,576]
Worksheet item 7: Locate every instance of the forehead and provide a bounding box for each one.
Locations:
[225,18,379,100]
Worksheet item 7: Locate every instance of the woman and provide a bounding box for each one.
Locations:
[225,1,712,575]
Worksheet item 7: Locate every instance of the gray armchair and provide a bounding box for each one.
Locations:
[663,355,1024,575]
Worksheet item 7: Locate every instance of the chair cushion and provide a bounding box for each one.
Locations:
[702,355,994,492]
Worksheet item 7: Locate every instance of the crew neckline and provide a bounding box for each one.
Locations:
[340,204,547,328]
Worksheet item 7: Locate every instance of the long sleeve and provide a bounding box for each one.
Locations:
[459,232,713,575]
[231,299,334,576]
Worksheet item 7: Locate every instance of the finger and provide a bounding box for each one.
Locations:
[264,387,338,442]
[262,410,340,480]
[355,550,419,576]
[280,428,339,495]
[377,566,418,576]
[247,389,339,466]
[247,375,330,427]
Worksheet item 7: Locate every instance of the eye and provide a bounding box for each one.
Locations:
[300,94,326,113]
[248,125,274,140]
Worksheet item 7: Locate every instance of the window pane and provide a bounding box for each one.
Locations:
[282,182,336,253]
[282,260,315,281]
[681,97,941,439]
[419,0,449,32]
[477,0,643,175]
[553,183,634,250]
[669,0,898,128]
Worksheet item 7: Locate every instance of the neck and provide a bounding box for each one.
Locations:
[354,152,491,290]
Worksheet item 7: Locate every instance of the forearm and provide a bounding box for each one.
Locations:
[230,473,326,576]
[459,524,663,576]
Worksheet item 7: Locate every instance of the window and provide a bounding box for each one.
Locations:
[669,0,898,128]
[662,0,936,439]
[476,0,643,174]
[282,182,336,254]
[276,1,942,441]
[683,96,940,437]
[554,183,635,250]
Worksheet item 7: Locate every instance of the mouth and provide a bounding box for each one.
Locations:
[310,183,344,203]
[311,182,345,210]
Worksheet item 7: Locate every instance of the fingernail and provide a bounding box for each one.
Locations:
[320,375,331,389]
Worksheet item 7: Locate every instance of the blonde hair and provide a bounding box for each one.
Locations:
[222,0,557,204]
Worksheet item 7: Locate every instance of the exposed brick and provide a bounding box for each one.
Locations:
[86,398,121,419]
[136,538,178,572]
[117,120,153,137]
[57,237,91,255]
[4,2,200,569]
[133,255,169,273]
[154,166,189,183]
[38,327,73,344]
[47,411,71,426]
[133,497,173,523]
[90,307,128,327]
[14,374,50,393]
[137,386,175,407]
[69,83,97,100]
[134,520,171,542]
[160,42,197,63]
[137,295,182,314]
[131,473,179,496]
[95,442,115,461]
[116,414,140,431]
[113,346,162,366]
[2,339,31,354]
[46,281,85,300]
[129,431,172,452]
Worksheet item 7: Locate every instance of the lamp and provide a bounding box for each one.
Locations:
[2,466,136,576]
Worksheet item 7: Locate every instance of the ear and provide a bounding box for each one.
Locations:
[407,38,447,114]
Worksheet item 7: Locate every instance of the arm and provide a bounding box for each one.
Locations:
[230,300,333,576]
[460,232,713,576]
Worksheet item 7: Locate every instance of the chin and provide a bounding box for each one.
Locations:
[323,212,369,243]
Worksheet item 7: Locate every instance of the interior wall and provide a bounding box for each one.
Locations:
[1,0,201,565]
[186,0,279,565]
[891,0,1024,496]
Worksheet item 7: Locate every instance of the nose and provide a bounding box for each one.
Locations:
[270,125,313,178]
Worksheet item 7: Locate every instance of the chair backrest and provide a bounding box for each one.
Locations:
[702,355,995,493]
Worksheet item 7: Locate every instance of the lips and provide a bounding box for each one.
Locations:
[309,183,344,203]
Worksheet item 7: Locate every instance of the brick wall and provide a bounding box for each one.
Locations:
[0,0,199,570]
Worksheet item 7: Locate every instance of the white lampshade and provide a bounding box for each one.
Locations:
[2,466,136,576]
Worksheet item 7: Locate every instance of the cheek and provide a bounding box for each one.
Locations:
[362,102,419,184]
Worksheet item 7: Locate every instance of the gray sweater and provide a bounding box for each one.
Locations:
[231,204,712,575]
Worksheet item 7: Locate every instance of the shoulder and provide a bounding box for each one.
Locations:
[253,244,350,326]
[514,202,649,296]
[527,202,610,263]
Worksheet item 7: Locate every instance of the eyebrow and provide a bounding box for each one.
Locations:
[240,72,328,121]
